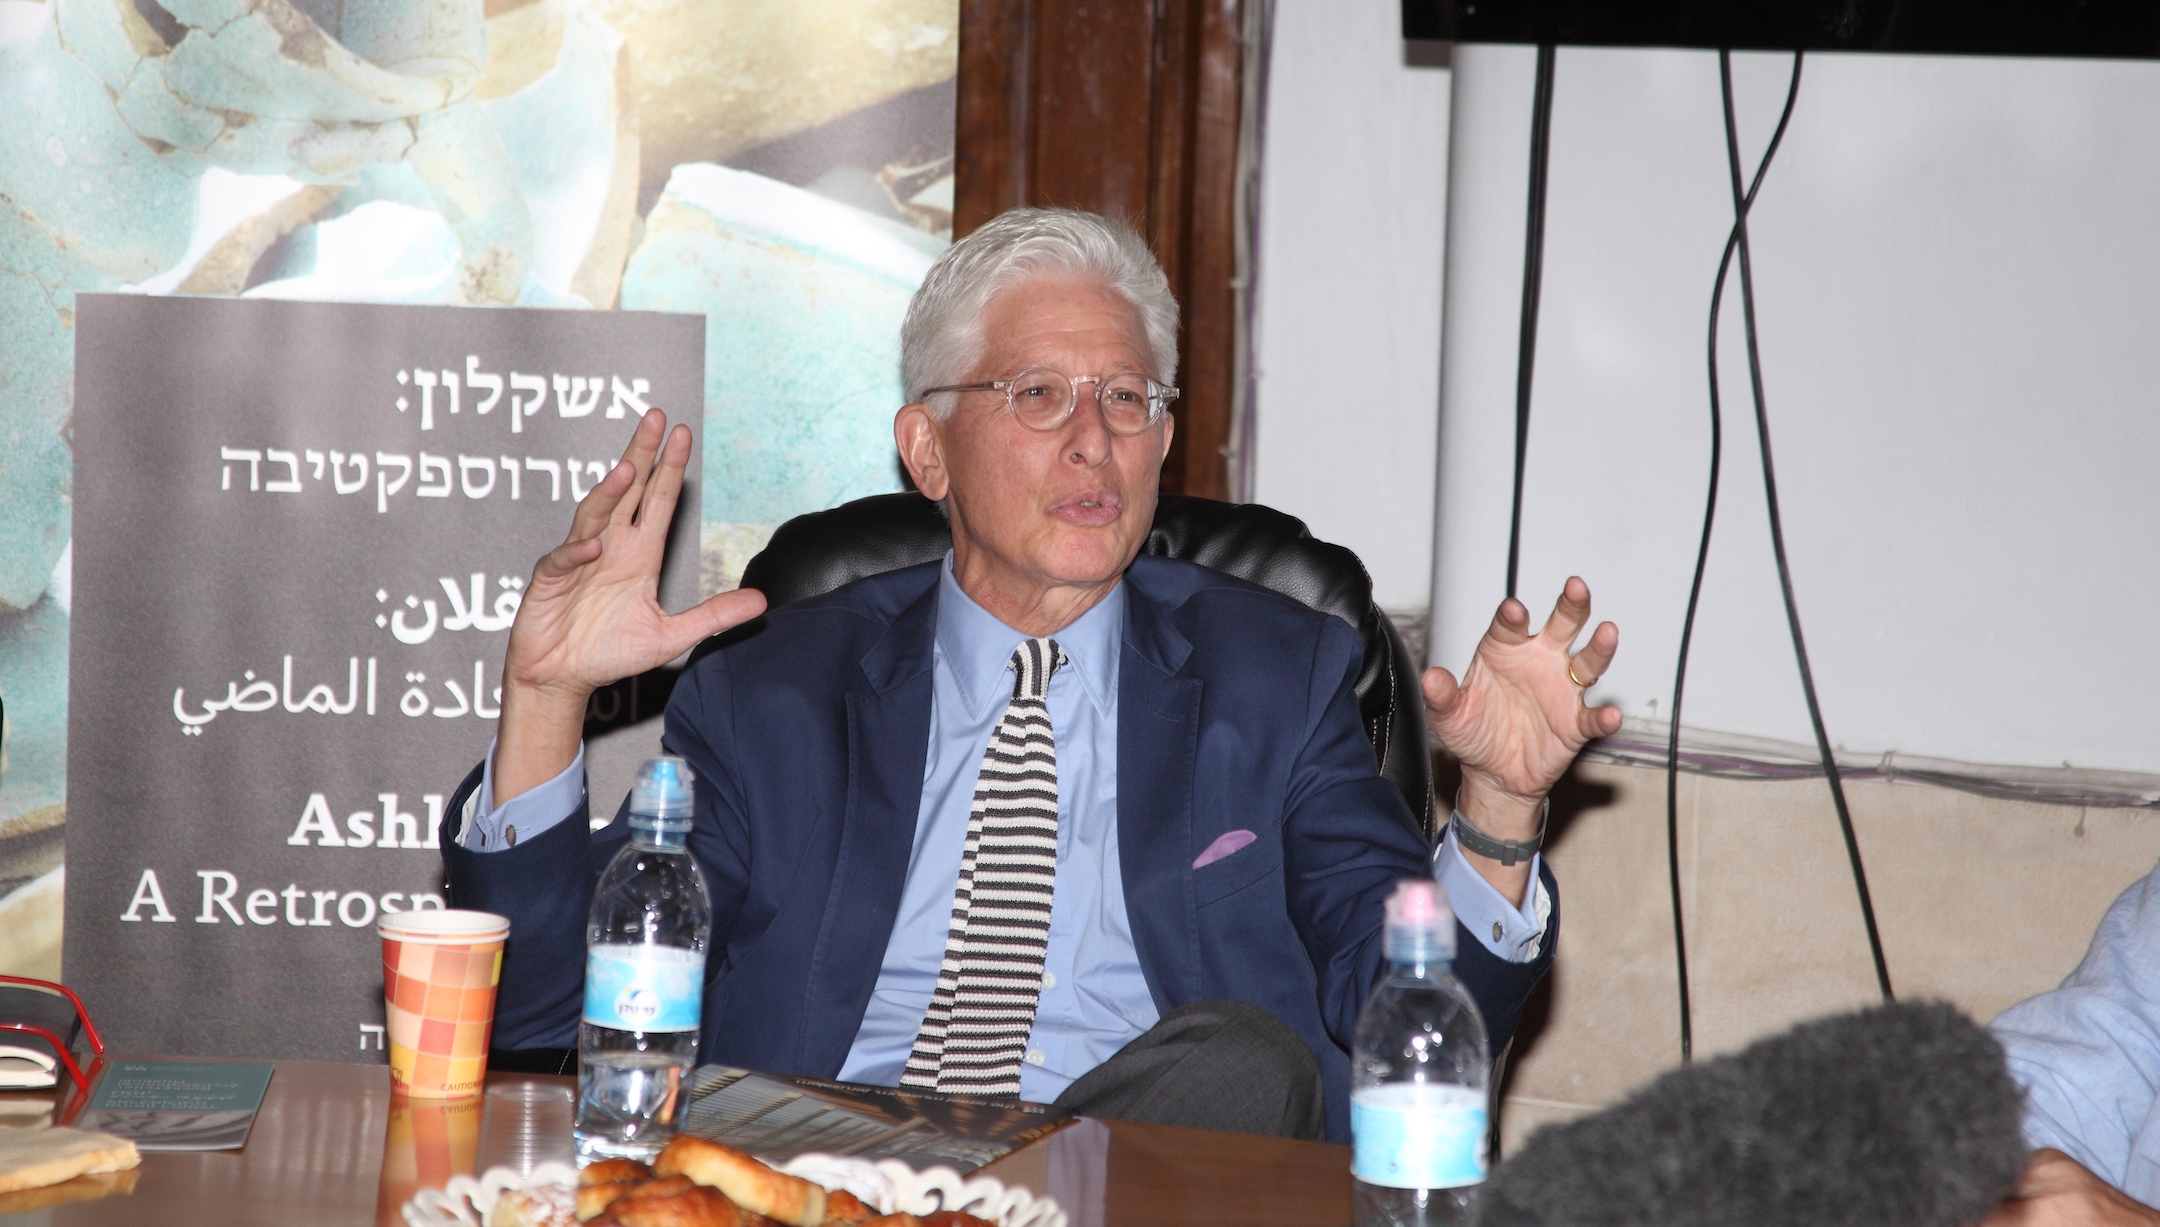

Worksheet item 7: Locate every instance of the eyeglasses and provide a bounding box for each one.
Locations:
[920,367,1180,436]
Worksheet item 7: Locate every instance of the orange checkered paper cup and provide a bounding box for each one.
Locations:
[379,909,511,1098]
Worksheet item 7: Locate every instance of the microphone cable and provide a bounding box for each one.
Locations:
[1668,49,1892,1064]
[1670,51,1808,1062]
[1505,43,1558,600]
[1716,49,1895,1007]
[1666,52,1807,1061]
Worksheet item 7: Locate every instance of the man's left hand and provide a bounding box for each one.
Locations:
[1423,577,1620,900]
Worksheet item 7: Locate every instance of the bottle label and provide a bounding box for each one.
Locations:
[1351,1084,1489,1189]
[583,944,705,1032]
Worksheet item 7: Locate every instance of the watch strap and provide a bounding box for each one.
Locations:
[1451,799,1548,867]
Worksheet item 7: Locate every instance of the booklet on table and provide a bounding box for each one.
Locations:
[71,1060,275,1151]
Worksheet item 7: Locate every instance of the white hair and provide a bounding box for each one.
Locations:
[901,208,1180,412]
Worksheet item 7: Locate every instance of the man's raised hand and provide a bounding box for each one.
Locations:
[493,410,766,801]
[1422,577,1619,899]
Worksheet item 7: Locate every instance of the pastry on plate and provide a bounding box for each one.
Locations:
[655,1136,824,1226]
[490,1180,579,1227]
[591,1181,769,1227]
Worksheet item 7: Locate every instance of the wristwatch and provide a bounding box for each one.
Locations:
[1450,799,1548,867]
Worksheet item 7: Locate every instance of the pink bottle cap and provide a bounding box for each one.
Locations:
[1386,879,1449,928]
[1383,879,1456,961]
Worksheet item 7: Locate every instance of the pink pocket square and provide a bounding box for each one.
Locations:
[1193,829,1258,869]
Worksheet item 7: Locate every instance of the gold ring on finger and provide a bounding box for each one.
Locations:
[1568,662,1593,689]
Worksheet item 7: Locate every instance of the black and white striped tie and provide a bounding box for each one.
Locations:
[901,637,1065,1096]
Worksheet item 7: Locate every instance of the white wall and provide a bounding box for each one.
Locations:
[1250,4,1451,611]
[1435,46,2160,772]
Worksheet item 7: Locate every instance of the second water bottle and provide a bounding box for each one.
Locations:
[1350,878,1492,1226]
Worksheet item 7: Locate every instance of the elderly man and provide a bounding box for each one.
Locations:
[444,208,1621,1141]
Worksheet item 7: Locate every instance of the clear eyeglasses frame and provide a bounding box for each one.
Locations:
[918,367,1180,436]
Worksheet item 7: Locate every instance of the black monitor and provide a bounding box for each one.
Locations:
[1402,0,2160,59]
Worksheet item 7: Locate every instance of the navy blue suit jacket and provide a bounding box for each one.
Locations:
[443,556,1557,1141]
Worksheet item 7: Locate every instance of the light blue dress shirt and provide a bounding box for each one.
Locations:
[1436,824,1551,965]
[463,555,1551,1101]
[834,556,1151,1101]
[458,742,587,851]
[1992,858,2160,1205]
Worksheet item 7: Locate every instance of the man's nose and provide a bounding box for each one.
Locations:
[1062,383,1114,466]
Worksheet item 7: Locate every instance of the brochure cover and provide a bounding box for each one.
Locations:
[72,1060,275,1151]
[682,1065,1071,1175]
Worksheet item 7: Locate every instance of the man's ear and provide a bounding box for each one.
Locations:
[895,403,950,501]
[1142,405,1176,481]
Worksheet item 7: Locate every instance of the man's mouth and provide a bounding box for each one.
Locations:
[1050,491,1121,525]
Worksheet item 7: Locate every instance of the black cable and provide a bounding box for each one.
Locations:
[1505,44,1557,601]
[1669,52,1806,1064]
[1720,49,1895,1003]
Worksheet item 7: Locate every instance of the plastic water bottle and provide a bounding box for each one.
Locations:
[576,757,712,1162]
[1351,879,1492,1226]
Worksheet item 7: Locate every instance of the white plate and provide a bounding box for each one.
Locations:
[402,1153,1066,1227]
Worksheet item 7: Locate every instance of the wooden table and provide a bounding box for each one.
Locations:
[0,1059,1352,1226]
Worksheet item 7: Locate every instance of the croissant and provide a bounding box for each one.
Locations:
[581,1160,657,1186]
[579,1175,693,1221]
[592,1183,751,1227]
[821,1190,873,1223]
[654,1137,826,1227]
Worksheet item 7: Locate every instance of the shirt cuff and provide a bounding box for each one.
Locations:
[460,737,586,852]
[1434,817,1551,964]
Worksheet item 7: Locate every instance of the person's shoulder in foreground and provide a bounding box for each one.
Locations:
[1984,858,2160,1225]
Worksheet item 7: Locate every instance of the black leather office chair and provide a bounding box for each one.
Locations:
[731,491,1437,841]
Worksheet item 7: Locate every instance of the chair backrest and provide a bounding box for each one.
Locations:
[734,492,1436,841]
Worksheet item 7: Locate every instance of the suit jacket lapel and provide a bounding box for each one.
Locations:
[1117,572,1201,1015]
[795,578,938,1074]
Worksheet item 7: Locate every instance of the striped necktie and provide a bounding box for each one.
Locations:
[901,637,1065,1096]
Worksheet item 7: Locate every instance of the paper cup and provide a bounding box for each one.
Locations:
[380,909,511,1098]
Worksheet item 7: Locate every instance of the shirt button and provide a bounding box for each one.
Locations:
[506,825,518,847]
[1492,921,1503,942]
[1041,972,1057,989]
[1027,1049,1045,1066]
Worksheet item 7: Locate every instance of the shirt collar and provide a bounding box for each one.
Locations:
[936,551,1123,721]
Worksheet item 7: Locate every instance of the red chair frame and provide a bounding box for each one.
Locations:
[0,975,105,1054]
[0,974,106,1093]
[0,1021,89,1092]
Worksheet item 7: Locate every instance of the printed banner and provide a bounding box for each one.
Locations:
[64,295,701,1061]
[0,0,955,1034]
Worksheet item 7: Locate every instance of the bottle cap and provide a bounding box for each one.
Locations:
[630,756,697,825]
[1384,878,1456,963]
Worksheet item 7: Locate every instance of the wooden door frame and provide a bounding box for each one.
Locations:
[951,0,1249,501]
